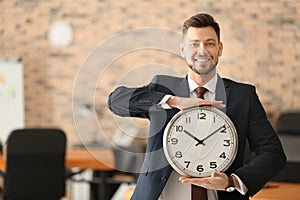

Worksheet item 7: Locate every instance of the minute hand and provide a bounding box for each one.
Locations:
[196,125,225,146]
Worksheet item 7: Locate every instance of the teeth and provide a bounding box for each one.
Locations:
[195,58,210,62]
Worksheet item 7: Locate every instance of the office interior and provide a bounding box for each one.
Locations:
[0,0,299,199]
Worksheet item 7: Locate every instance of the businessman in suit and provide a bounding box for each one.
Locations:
[108,13,286,200]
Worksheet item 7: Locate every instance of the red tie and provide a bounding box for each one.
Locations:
[192,184,207,200]
[195,87,208,99]
[192,87,208,200]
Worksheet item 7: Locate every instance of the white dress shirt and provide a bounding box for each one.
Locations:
[158,74,248,200]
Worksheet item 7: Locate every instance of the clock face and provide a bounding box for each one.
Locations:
[163,106,238,177]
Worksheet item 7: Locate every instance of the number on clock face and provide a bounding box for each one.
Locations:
[163,106,238,177]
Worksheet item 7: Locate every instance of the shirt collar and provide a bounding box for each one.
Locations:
[187,73,218,95]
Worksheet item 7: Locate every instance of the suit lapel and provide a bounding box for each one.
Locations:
[174,76,190,97]
[215,75,230,113]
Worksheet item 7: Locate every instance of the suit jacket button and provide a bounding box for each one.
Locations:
[161,176,167,182]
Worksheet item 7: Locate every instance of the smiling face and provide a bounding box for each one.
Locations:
[181,26,223,77]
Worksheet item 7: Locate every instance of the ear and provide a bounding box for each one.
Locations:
[180,42,185,58]
[218,42,223,56]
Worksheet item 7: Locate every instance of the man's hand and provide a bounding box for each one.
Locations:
[179,172,241,191]
[179,172,235,191]
[167,96,225,110]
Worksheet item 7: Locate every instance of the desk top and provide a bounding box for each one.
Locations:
[251,181,300,200]
[0,148,115,171]
[0,156,4,171]
[66,148,114,170]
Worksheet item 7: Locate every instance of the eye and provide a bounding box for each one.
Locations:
[190,42,200,48]
[206,41,216,47]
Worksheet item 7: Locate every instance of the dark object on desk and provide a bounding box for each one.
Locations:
[272,162,300,183]
[277,112,300,134]
[272,112,300,183]
[3,128,66,200]
[0,140,2,155]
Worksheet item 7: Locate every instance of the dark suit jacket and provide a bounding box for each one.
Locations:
[108,75,286,200]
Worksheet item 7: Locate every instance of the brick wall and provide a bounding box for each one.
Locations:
[0,0,299,147]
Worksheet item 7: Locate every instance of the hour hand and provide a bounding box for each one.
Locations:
[183,130,205,146]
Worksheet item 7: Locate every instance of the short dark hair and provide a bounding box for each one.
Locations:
[182,13,220,41]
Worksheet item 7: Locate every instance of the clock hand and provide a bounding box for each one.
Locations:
[183,130,205,146]
[196,125,225,145]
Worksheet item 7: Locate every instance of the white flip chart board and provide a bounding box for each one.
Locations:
[0,58,24,143]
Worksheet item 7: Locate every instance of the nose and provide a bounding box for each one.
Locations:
[197,43,208,55]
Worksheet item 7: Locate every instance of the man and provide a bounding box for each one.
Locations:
[108,13,286,200]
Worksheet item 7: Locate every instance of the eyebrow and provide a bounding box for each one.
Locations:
[185,37,217,42]
[206,38,217,42]
[186,38,217,44]
[207,38,216,41]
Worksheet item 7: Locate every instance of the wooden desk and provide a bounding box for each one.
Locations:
[0,156,4,171]
[0,148,115,171]
[65,148,114,170]
[251,181,300,200]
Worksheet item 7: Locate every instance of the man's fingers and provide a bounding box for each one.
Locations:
[199,100,226,108]
[172,96,226,110]
[179,176,210,188]
[178,172,229,190]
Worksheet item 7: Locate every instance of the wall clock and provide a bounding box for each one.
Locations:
[163,106,238,177]
[48,21,73,48]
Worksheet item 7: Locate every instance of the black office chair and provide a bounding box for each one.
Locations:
[3,128,66,200]
[272,112,300,183]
